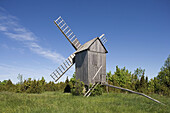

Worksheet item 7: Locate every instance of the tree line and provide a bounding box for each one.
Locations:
[0,55,169,96]
[106,55,170,96]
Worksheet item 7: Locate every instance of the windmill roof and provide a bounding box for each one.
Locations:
[75,37,108,54]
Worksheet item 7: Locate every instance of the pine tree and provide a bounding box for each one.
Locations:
[156,55,170,95]
[64,76,71,93]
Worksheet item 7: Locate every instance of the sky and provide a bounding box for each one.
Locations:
[0,0,170,83]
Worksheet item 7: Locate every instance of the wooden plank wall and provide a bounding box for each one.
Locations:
[89,39,106,53]
[75,51,88,85]
[75,39,107,85]
[88,51,106,84]
[88,39,106,84]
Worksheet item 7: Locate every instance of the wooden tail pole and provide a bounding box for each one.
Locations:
[103,83,166,106]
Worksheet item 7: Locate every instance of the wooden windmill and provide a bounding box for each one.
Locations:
[49,16,164,105]
[50,16,108,86]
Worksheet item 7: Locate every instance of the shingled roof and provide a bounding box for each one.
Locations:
[75,37,108,54]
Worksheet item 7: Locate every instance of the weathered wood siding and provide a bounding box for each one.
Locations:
[101,54,106,83]
[89,39,106,53]
[75,38,106,85]
[88,51,106,84]
[88,39,106,84]
[75,51,88,85]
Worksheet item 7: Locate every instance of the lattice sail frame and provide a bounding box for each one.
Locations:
[50,53,75,82]
[54,16,81,50]
[99,34,107,44]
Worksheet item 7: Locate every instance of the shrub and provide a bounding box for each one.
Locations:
[0,85,6,92]
[26,80,43,94]
[90,83,103,96]
[71,80,84,96]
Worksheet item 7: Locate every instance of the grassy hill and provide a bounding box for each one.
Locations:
[0,91,169,113]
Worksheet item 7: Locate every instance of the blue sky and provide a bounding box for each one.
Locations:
[0,0,170,83]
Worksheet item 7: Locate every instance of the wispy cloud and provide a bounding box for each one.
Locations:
[0,25,7,31]
[0,7,65,64]
[4,30,35,41]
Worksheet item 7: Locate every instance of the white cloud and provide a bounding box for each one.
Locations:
[29,42,65,64]
[4,32,35,41]
[0,8,75,83]
[0,8,65,64]
[0,25,7,31]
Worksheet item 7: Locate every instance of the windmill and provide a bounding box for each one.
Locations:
[50,16,107,86]
[49,16,164,105]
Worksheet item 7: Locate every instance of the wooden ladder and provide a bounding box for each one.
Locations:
[50,53,75,82]
[84,82,99,97]
[84,66,102,97]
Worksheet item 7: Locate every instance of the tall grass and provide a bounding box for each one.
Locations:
[0,91,169,113]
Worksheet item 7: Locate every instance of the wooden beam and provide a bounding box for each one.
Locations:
[103,83,165,105]
[92,66,102,80]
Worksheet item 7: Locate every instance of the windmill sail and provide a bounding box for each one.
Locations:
[99,34,107,44]
[50,53,75,82]
[54,16,81,50]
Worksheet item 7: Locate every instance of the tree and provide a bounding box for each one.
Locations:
[131,74,138,91]
[64,76,71,93]
[70,73,76,88]
[156,55,170,95]
[5,79,15,92]
[134,67,145,79]
[0,80,7,85]
[107,71,112,82]
[26,79,43,94]
[40,77,45,86]
[148,78,154,94]
[157,55,170,88]
[139,75,147,93]
[17,74,23,84]
[153,77,161,94]
[6,79,13,86]
[65,76,69,84]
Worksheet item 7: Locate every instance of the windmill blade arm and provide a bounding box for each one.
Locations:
[54,16,81,50]
[50,53,75,82]
[99,34,107,44]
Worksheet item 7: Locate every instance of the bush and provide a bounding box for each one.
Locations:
[0,85,6,92]
[90,84,103,96]
[26,80,43,94]
[71,80,84,96]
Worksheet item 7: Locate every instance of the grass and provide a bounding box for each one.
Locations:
[0,91,170,113]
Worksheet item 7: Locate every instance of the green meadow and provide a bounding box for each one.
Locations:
[0,91,169,113]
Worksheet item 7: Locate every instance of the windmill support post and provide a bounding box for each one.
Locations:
[102,83,166,106]
[84,66,102,97]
